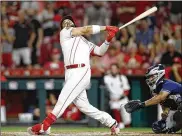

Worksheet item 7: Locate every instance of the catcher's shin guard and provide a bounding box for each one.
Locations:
[173,110,182,128]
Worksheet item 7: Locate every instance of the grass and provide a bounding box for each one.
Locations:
[2,126,181,136]
[1,126,152,133]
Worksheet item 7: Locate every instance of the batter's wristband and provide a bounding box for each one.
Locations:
[92,25,100,34]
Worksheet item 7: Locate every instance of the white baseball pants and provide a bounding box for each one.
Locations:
[52,66,116,127]
[12,47,31,66]
[109,97,131,125]
[1,106,6,123]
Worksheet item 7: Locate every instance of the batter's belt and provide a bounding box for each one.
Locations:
[65,63,85,69]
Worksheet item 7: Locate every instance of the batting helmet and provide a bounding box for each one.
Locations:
[60,15,76,29]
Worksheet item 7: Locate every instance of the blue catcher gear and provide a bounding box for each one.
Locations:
[145,64,165,92]
[152,119,181,134]
[152,120,167,133]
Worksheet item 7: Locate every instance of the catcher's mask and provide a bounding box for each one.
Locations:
[60,15,76,29]
[145,64,165,92]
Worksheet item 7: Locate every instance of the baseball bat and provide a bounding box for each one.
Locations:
[119,6,158,30]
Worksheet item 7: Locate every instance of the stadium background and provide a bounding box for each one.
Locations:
[1,0,182,133]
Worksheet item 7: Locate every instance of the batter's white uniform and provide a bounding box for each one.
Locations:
[104,74,131,125]
[52,27,116,127]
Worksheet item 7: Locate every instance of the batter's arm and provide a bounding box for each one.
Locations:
[72,26,106,36]
[90,41,110,57]
[94,41,110,56]
[90,27,118,56]
[90,27,119,56]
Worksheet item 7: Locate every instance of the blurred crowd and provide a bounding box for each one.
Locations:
[1,1,182,124]
[1,1,182,78]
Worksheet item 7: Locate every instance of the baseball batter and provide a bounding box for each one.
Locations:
[27,15,120,135]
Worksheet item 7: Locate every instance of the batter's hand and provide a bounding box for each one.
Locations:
[106,26,119,32]
[106,26,119,42]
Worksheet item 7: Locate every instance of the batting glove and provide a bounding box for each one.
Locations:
[106,26,119,42]
[106,26,119,32]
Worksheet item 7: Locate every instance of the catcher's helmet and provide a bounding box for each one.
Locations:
[152,120,167,133]
[145,64,165,92]
[60,15,76,29]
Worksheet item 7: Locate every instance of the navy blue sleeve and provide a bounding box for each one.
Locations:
[161,82,175,94]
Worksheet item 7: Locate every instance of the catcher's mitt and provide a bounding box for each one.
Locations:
[124,100,145,113]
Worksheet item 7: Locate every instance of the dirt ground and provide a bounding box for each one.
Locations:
[1,132,181,136]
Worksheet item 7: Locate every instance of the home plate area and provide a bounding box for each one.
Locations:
[1,131,181,136]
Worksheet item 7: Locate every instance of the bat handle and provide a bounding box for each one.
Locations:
[119,26,125,30]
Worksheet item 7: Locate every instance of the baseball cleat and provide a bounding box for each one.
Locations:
[27,127,37,135]
[27,125,51,135]
[110,122,120,135]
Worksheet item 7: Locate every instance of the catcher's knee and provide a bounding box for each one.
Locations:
[173,110,182,128]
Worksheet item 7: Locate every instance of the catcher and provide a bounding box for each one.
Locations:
[124,64,182,133]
